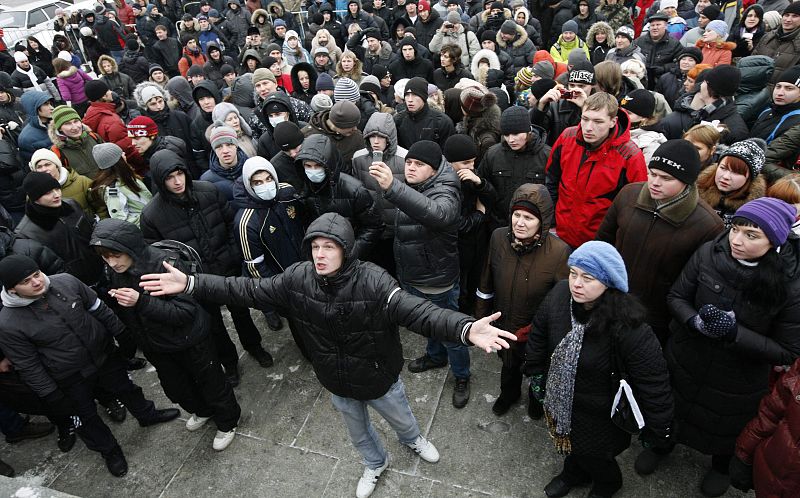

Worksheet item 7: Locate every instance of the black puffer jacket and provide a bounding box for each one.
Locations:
[655,66,686,106]
[524,281,673,458]
[140,150,240,276]
[0,273,124,398]
[90,219,210,353]
[191,212,474,400]
[634,32,682,88]
[0,133,25,216]
[479,128,551,222]
[119,49,150,84]
[655,94,748,145]
[0,226,64,275]
[666,233,800,455]
[15,199,103,284]
[295,135,383,259]
[384,158,461,288]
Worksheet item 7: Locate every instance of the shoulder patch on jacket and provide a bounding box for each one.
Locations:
[613,141,641,160]
[561,126,579,139]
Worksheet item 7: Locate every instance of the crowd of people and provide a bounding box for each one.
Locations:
[0,0,799,496]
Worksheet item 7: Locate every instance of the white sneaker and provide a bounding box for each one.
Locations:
[212,428,236,451]
[185,414,211,432]
[355,458,389,498]
[405,435,440,463]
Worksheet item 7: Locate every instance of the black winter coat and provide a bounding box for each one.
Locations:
[749,102,800,143]
[295,135,384,259]
[385,159,461,288]
[655,66,686,106]
[15,199,103,284]
[153,38,183,78]
[655,94,748,145]
[393,104,455,150]
[432,67,474,91]
[634,33,682,88]
[666,234,800,455]
[531,100,582,147]
[0,133,25,215]
[140,150,240,276]
[118,50,150,84]
[143,109,194,168]
[191,212,474,400]
[0,226,64,275]
[0,273,124,398]
[90,219,210,353]
[524,281,674,457]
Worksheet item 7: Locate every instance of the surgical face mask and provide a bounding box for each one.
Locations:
[269,115,286,127]
[253,182,277,200]
[305,167,326,183]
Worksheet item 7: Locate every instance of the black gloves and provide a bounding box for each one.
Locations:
[115,330,137,359]
[42,390,75,418]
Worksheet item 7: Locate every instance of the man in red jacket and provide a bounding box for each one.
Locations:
[83,79,145,172]
[545,92,646,249]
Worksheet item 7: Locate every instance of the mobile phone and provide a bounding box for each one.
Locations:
[372,151,383,163]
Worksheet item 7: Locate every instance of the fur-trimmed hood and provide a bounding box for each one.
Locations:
[586,21,614,49]
[496,23,528,48]
[480,7,512,23]
[48,122,93,148]
[698,165,768,214]
[251,8,269,24]
[97,54,118,74]
[133,81,171,109]
[695,39,737,51]
[311,29,340,56]
[56,65,78,79]
[471,48,501,75]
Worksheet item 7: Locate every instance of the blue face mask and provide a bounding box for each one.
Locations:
[253,182,276,200]
[305,167,326,183]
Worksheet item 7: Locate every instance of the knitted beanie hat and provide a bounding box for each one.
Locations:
[29,148,63,172]
[620,89,656,119]
[677,46,703,64]
[704,64,741,98]
[569,60,596,84]
[706,20,729,39]
[210,124,239,149]
[127,115,159,137]
[701,4,721,20]
[0,254,40,290]
[406,140,442,169]
[515,66,534,88]
[252,67,276,85]
[273,121,304,150]
[532,60,555,80]
[92,142,123,170]
[404,77,429,100]
[359,75,382,97]
[334,77,361,103]
[568,240,629,292]
[648,139,702,185]
[442,134,478,163]
[562,20,578,34]
[316,73,335,91]
[23,171,61,201]
[51,105,81,131]
[720,139,766,178]
[778,65,800,87]
[734,197,798,247]
[85,79,110,101]
[500,20,517,35]
[500,106,532,135]
[311,93,333,112]
[530,78,557,100]
[329,101,360,128]
[139,85,164,105]
[616,25,635,41]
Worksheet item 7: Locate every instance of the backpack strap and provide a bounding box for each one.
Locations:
[766,109,800,144]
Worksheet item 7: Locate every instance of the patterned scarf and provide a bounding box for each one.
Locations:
[544,301,586,455]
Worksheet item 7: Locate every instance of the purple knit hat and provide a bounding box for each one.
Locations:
[734,198,798,247]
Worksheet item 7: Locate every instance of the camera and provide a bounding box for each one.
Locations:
[559,88,575,100]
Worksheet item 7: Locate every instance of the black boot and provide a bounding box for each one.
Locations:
[138,408,181,427]
[492,392,520,416]
[249,347,274,368]
[101,399,127,423]
[57,417,77,453]
[5,419,55,443]
[264,311,283,331]
[104,446,128,477]
[0,458,15,477]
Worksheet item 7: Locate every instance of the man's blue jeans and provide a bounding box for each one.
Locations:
[402,283,470,380]
[330,379,420,470]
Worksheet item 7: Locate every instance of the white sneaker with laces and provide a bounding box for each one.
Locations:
[212,428,236,451]
[405,435,440,463]
[355,458,389,498]
[185,414,211,432]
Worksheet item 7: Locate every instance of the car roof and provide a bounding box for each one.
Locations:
[0,0,69,10]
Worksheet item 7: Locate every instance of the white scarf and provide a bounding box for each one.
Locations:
[17,64,40,91]
[1,275,51,308]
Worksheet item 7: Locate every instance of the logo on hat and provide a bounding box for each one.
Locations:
[569,70,594,84]
[650,155,684,172]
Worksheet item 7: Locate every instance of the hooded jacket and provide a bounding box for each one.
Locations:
[289,62,318,105]
[351,113,408,237]
[135,83,195,157]
[232,160,304,278]
[190,212,475,400]
[90,219,210,352]
[48,124,102,179]
[384,157,461,288]
[393,99,455,150]
[545,108,647,248]
[475,183,571,331]
[387,39,434,82]
[98,55,136,99]
[295,134,383,258]
[735,55,775,128]
[301,109,364,173]
[140,150,240,276]
[83,100,145,171]
[255,91,305,158]
[166,76,201,121]
[17,91,53,165]
[496,23,535,72]
[0,273,125,398]
[667,233,800,454]
[480,127,551,222]
[189,80,223,173]
[54,66,93,105]
[595,182,724,341]
[586,21,614,65]
[200,146,248,200]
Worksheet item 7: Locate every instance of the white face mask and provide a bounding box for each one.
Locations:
[305,167,326,183]
[253,182,277,200]
[269,115,286,127]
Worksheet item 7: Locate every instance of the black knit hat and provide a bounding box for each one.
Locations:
[85,79,110,101]
[23,171,61,201]
[704,64,740,97]
[0,254,40,290]
[785,1,800,16]
[406,140,442,169]
[443,134,478,163]
[677,46,703,64]
[701,4,721,20]
[778,65,800,87]
[568,60,595,84]
[126,38,140,51]
[531,78,557,100]
[371,64,390,80]
[273,121,304,150]
[648,139,702,184]
[404,77,429,100]
[620,89,656,118]
[480,30,497,43]
[500,106,532,135]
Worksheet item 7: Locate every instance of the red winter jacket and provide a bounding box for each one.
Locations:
[545,109,646,248]
[83,101,145,171]
[735,358,800,498]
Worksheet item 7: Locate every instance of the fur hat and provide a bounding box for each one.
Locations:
[460,85,497,116]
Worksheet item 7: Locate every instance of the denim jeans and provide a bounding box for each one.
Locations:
[330,379,420,470]
[402,283,470,380]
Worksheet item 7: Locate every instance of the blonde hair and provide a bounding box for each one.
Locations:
[768,174,800,204]
[682,123,722,149]
[620,59,646,80]
[583,92,618,118]
[594,61,622,95]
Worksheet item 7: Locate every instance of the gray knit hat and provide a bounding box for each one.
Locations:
[311,93,333,112]
[92,143,123,169]
[333,77,360,103]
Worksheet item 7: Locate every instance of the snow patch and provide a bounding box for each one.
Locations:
[13,487,40,498]
[483,394,497,403]
[289,365,299,373]
[414,394,429,403]
[266,373,284,381]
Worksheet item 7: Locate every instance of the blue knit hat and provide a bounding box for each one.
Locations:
[734,198,797,248]
[568,241,629,292]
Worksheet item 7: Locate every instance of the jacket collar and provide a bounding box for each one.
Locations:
[635,183,699,226]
